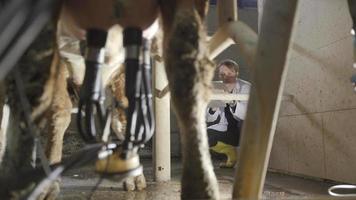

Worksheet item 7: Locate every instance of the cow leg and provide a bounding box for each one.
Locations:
[0,21,62,198]
[123,174,147,191]
[28,59,72,200]
[44,61,72,165]
[108,68,147,191]
[109,67,127,141]
[161,1,219,199]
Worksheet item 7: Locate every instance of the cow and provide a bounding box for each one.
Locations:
[0,0,219,199]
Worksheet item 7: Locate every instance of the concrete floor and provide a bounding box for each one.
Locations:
[57,158,348,200]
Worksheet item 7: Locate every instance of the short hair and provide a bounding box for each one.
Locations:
[217,59,239,73]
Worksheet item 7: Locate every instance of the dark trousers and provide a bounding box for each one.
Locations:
[207,120,243,147]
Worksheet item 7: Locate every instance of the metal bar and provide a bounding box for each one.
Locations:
[210,93,249,101]
[232,0,299,199]
[208,26,234,59]
[153,54,171,182]
[225,21,257,69]
[210,0,257,66]
[208,21,257,65]
[217,0,238,25]
[257,0,266,32]
[210,0,238,60]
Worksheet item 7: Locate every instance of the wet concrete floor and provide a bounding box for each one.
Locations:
[58,158,349,200]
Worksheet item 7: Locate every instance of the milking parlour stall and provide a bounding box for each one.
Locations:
[1,0,356,199]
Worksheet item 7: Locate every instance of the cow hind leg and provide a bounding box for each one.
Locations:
[109,67,127,141]
[35,61,72,200]
[0,22,62,198]
[44,61,72,165]
[123,174,147,191]
[164,8,219,200]
[108,68,147,191]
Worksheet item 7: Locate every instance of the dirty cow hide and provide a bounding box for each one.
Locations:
[0,10,147,200]
[0,0,221,199]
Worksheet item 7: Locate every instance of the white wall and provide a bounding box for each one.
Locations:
[265,0,356,183]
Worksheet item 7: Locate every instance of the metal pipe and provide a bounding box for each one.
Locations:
[208,0,238,60]
[227,21,258,69]
[258,0,266,32]
[208,26,234,59]
[210,93,249,101]
[210,0,257,66]
[232,0,299,199]
[209,21,257,69]
[217,0,238,25]
[153,56,171,182]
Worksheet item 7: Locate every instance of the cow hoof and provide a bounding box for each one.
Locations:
[134,174,146,191]
[123,176,136,191]
[123,174,146,191]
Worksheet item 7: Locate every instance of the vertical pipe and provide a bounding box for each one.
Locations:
[233,0,299,199]
[217,0,238,25]
[226,21,258,69]
[208,26,234,59]
[257,0,266,32]
[153,56,171,182]
[210,0,237,61]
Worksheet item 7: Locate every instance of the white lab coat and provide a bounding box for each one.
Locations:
[206,79,251,132]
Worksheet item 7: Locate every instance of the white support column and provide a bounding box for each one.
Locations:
[258,0,266,32]
[153,55,171,182]
[209,0,237,60]
[217,0,238,25]
[208,27,234,60]
[212,0,239,59]
[210,0,257,67]
[224,21,258,68]
[233,0,299,199]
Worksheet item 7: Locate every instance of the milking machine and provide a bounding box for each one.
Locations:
[121,27,155,158]
[0,0,158,198]
[77,29,108,142]
[26,27,156,199]
[76,27,155,177]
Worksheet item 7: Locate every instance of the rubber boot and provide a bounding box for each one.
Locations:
[210,141,237,168]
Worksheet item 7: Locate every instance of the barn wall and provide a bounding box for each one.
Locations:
[259,0,356,184]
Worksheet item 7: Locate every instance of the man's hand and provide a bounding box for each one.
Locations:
[227,100,237,107]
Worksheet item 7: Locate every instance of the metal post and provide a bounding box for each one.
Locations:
[258,0,266,32]
[217,0,238,25]
[233,0,299,199]
[209,27,234,59]
[210,0,257,67]
[224,21,257,68]
[209,21,257,62]
[153,54,171,182]
[209,0,238,61]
